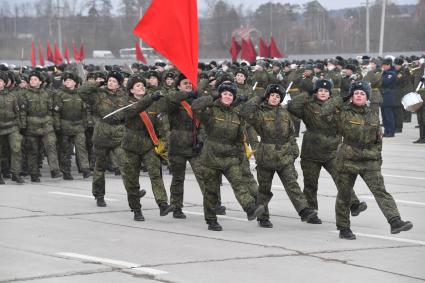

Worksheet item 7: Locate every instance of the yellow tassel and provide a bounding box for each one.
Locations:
[244,142,255,159]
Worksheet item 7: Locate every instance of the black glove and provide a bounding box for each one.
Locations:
[151,91,163,101]
[19,128,26,135]
[420,76,425,83]
[238,95,248,103]
[188,91,198,99]
[98,80,106,87]
[193,142,204,154]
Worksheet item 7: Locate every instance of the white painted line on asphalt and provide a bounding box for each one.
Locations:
[330,231,425,246]
[183,210,249,222]
[57,252,168,275]
[362,196,425,207]
[383,174,425,181]
[49,192,119,202]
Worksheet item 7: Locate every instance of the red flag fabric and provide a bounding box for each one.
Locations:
[73,42,80,61]
[135,41,147,64]
[248,38,257,60]
[54,41,63,65]
[38,41,45,66]
[133,0,198,88]
[259,37,270,58]
[63,41,70,64]
[79,42,85,61]
[46,41,54,63]
[241,38,256,63]
[31,40,36,67]
[228,36,241,62]
[269,36,283,58]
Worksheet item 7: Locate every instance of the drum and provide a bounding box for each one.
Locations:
[402,92,423,112]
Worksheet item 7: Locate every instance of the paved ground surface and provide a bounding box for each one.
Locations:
[1,117,424,283]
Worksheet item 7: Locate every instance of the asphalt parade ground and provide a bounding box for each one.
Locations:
[1,117,424,283]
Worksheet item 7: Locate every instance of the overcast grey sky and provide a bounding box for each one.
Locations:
[201,0,419,11]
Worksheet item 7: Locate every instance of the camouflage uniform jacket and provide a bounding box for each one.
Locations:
[20,87,57,136]
[165,90,201,157]
[236,83,254,99]
[121,95,158,155]
[192,96,244,170]
[78,82,128,148]
[287,93,341,162]
[54,88,89,136]
[0,89,21,135]
[322,96,382,174]
[240,96,299,170]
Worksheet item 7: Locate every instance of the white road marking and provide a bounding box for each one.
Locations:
[183,210,248,222]
[49,192,118,202]
[330,231,425,246]
[382,174,425,181]
[362,196,425,207]
[57,252,168,275]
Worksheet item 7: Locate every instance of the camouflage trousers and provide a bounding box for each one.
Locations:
[256,163,309,220]
[201,163,256,221]
[121,149,168,211]
[25,133,60,176]
[169,154,206,209]
[92,145,124,199]
[335,170,400,229]
[300,158,360,210]
[0,131,23,175]
[58,132,90,174]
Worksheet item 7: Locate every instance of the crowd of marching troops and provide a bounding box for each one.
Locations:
[1,53,423,239]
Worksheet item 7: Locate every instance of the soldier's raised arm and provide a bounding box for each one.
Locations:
[286,92,309,119]
[239,95,263,131]
[78,81,100,106]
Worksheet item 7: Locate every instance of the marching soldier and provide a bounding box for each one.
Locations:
[20,71,62,182]
[363,58,383,116]
[393,57,413,133]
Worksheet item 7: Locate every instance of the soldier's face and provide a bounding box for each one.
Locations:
[130,82,146,99]
[64,78,76,90]
[96,78,105,84]
[19,81,28,89]
[177,79,193,92]
[165,77,174,86]
[235,73,246,84]
[395,65,402,71]
[382,64,391,71]
[29,76,42,88]
[107,77,119,91]
[315,88,330,101]
[352,90,367,106]
[304,70,313,77]
[123,77,129,87]
[149,76,159,87]
[0,79,5,90]
[220,91,234,106]
[267,93,281,106]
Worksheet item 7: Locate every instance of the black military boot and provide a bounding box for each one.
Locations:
[139,189,147,198]
[351,202,368,217]
[51,170,62,178]
[413,126,425,143]
[307,215,322,224]
[389,217,413,234]
[300,208,318,222]
[215,203,226,215]
[258,219,273,228]
[114,168,121,176]
[207,219,223,231]
[12,174,25,184]
[30,175,41,182]
[159,203,175,216]
[0,176,4,185]
[2,171,11,179]
[63,172,74,180]
[246,203,265,221]
[339,228,356,240]
[82,170,92,178]
[96,197,107,207]
[173,207,186,219]
[134,210,145,221]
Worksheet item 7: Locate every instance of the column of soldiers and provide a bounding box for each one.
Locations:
[1,54,420,238]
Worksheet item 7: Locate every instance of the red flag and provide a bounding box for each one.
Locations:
[259,37,270,58]
[133,0,198,88]
[248,38,257,60]
[46,41,54,63]
[54,41,63,65]
[31,40,36,67]
[269,36,283,58]
[228,36,241,62]
[73,41,80,61]
[135,41,147,64]
[63,41,70,64]
[79,42,85,61]
[38,41,45,66]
